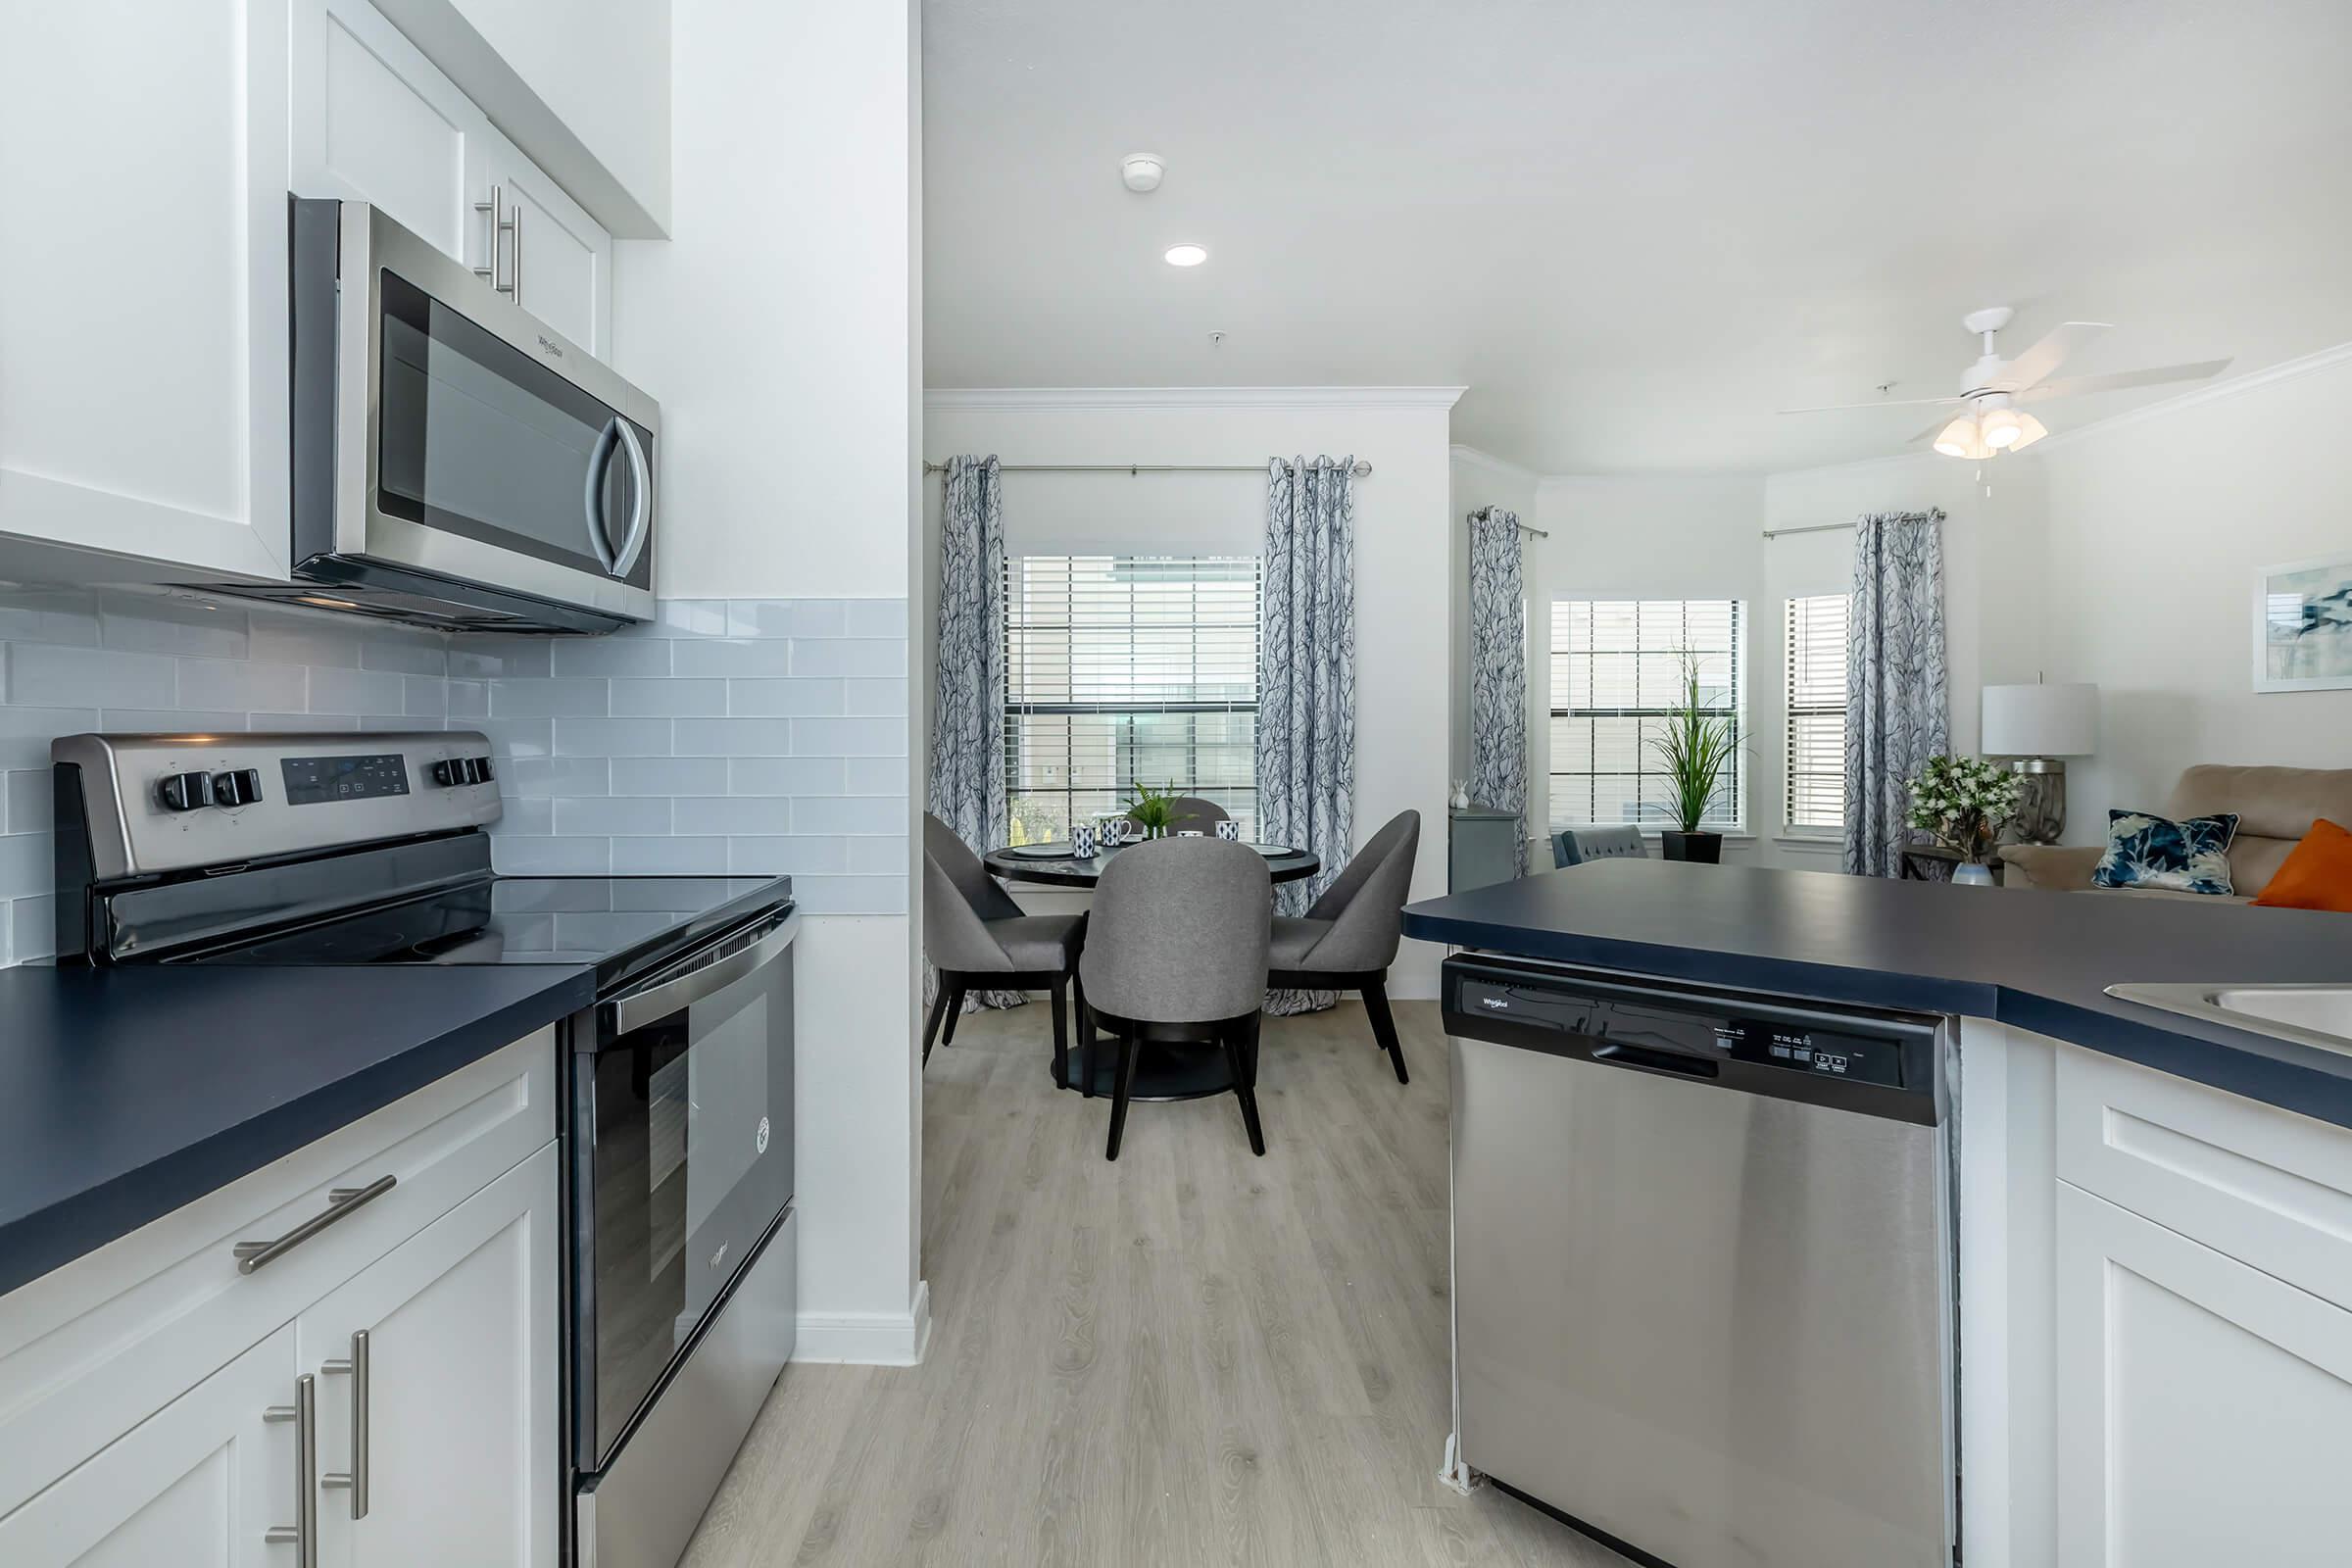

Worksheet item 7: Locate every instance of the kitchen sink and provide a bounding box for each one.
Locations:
[2107,983,2352,1057]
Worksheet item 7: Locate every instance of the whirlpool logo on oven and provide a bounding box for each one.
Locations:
[1479,995,1511,1010]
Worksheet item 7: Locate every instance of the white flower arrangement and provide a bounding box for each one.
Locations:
[1904,755,2022,864]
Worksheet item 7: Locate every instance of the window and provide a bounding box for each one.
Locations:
[1784,594,1849,830]
[1549,600,1742,831]
[1004,555,1260,844]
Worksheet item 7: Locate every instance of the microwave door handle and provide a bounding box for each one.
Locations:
[603,911,799,1034]
[582,416,624,572]
[609,419,653,576]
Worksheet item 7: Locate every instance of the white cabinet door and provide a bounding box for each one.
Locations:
[0,1326,299,1568]
[486,151,614,359]
[0,0,290,580]
[291,0,496,271]
[2056,1181,2352,1567]
[302,1143,561,1568]
[292,0,612,357]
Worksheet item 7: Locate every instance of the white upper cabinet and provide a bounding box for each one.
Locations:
[0,0,292,582]
[292,0,612,359]
[0,0,623,589]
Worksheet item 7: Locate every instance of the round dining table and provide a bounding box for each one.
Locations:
[983,836,1321,1099]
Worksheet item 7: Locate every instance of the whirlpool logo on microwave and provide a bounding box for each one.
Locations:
[536,334,564,359]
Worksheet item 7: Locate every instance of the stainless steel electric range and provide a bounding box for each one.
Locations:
[52,729,798,1568]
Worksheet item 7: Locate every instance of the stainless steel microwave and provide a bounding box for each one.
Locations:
[209,198,659,633]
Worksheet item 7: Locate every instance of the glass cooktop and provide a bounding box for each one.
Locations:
[169,874,789,985]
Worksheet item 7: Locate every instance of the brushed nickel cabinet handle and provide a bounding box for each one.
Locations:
[472,184,515,295]
[232,1174,396,1274]
[262,1372,318,1566]
[320,1327,370,1518]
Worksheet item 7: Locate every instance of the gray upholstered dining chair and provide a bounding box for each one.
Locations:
[1554,824,1648,867]
[921,813,1087,1079]
[1266,809,1421,1084]
[1129,795,1230,835]
[1078,837,1272,1160]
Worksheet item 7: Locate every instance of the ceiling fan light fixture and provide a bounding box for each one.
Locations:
[1933,415,1989,460]
[1981,407,2025,448]
[2004,411,2049,452]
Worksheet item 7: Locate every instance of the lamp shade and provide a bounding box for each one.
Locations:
[1982,682,2098,757]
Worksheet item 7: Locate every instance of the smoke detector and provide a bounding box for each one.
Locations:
[1120,153,1165,193]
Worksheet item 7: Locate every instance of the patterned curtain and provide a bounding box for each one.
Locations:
[1843,510,1949,877]
[1258,457,1358,1014]
[1467,508,1530,875]
[926,456,1021,1008]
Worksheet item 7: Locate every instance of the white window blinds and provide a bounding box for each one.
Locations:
[1548,599,1743,831]
[1004,555,1261,844]
[1785,594,1850,830]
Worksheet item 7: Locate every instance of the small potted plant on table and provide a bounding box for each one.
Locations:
[1126,780,1181,840]
[1650,658,1738,862]
[1904,755,2022,884]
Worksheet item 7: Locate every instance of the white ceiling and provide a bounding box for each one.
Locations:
[921,0,2352,475]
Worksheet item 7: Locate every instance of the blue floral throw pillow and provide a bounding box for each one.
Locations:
[2091,809,2241,896]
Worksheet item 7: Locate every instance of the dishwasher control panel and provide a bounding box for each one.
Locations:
[1446,959,1941,1110]
[1713,1020,1907,1088]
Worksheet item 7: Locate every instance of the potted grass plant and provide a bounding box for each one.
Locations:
[1126,779,1181,840]
[1648,656,1738,863]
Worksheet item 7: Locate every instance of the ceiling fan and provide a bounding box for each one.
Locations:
[1782,307,2232,458]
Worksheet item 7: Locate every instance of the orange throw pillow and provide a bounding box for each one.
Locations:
[2252,818,2352,912]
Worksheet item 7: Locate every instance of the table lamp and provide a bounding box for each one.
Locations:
[1982,681,2098,844]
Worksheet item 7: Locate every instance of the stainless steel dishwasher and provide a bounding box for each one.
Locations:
[1444,956,1957,1568]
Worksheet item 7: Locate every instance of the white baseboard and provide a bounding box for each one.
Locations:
[794,1279,932,1366]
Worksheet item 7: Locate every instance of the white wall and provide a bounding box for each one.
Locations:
[2033,349,2352,837]
[924,389,1461,998]
[612,0,924,1364]
[377,0,672,234]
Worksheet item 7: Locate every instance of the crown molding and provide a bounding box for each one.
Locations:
[2026,340,2352,455]
[923,385,1468,413]
[1447,443,1538,482]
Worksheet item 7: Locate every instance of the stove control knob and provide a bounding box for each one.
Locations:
[157,770,216,812]
[212,768,264,808]
[432,756,495,787]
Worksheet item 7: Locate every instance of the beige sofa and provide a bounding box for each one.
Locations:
[2000,764,2352,904]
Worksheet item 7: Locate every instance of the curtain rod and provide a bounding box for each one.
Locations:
[1466,513,1550,539]
[922,460,1372,477]
[1760,520,1856,540]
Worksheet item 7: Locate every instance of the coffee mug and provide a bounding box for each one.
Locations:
[1072,822,1098,857]
[1215,820,1242,842]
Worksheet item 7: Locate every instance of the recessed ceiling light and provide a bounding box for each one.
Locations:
[1163,244,1207,268]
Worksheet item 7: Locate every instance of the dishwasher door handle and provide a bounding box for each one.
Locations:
[1591,1042,1720,1079]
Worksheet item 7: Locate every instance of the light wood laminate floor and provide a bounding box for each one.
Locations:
[681,1001,1627,1568]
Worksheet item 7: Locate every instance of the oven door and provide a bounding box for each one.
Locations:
[572,906,796,1471]
[325,202,659,623]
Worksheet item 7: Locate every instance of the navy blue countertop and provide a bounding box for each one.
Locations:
[1404,860,2352,1127]
[0,963,594,1297]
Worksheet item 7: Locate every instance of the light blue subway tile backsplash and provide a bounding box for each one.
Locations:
[613,757,730,796]
[0,590,909,960]
[470,597,909,914]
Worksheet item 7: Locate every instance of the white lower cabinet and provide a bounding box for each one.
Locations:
[0,1325,298,1567]
[2055,1180,2352,1567]
[302,1142,561,1568]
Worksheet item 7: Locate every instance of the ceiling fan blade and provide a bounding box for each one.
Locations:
[2016,359,2234,403]
[1778,396,1964,415]
[2000,321,2112,391]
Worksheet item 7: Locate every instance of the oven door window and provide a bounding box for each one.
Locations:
[584,932,792,1464]
[375,270,652,589]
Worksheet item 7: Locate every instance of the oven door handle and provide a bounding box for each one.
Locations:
[602,909,798,1033]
